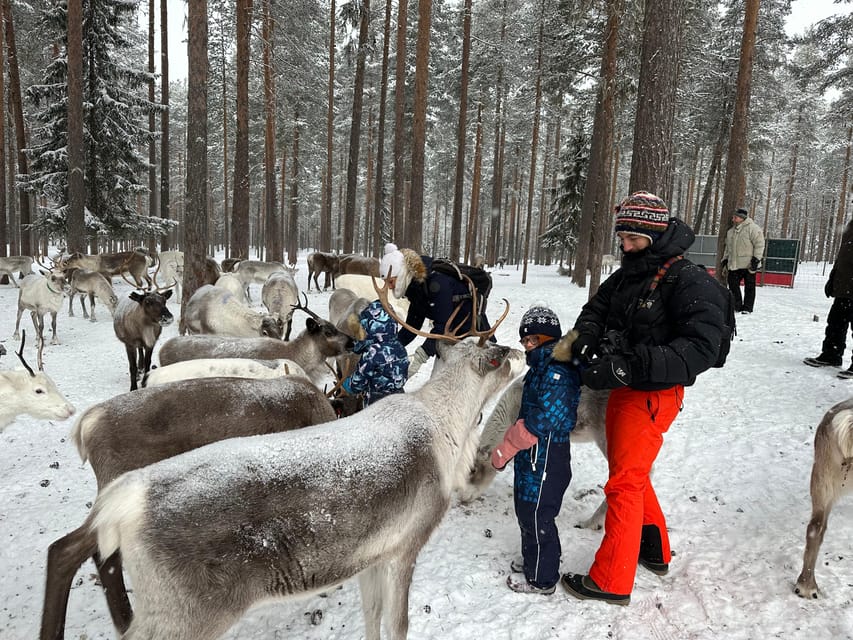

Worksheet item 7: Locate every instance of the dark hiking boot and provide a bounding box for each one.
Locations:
[837,365,853,380]
[506,574,555,595]
[510,557,524,573]
[638,557,670,576]
[561,573,630,606]
[804,355,842,368]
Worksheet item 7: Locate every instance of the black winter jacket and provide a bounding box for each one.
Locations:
[573,218,726,391]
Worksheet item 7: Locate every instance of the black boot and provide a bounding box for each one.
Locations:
[639,524,669,576]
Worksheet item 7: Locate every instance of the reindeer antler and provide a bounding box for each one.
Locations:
[290,291,323,322]
[16,330,36,377]
[372,276,463,343]
[453,274,509,346]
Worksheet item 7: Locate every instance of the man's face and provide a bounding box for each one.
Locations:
[617,232,651,253]
[732,214,746,224]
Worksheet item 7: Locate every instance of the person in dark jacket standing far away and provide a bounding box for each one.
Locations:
[560,191,727,606]
[804,218,853,379]
[721,207,765,314]
[379,243,491,377]
[491,306,582,595]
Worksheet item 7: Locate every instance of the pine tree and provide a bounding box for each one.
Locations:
[24,0,175,241]
[542,124,588,259]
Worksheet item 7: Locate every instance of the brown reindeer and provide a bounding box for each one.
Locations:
[307,251,340,291]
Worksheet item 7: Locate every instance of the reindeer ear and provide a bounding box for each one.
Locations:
[306,317,319,333]
[129,291,145,303]
[163,289,173,300]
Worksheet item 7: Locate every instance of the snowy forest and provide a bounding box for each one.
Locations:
[0,0,851,294]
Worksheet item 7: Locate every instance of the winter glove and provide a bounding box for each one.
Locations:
[490,419,538,470]
[569,332,598,365]
[749,257,760,273]
[720,258,728,270]
[825,269,835,298]
[581,355,632,389]
[407,346,430,378]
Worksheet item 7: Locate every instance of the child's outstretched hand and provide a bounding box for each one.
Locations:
[491,419,537,470]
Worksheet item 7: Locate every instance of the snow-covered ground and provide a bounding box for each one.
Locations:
[1,252,851,639]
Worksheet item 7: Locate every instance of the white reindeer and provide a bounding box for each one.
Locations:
[66,268,118,321]
[261,271,299,340]
[795,397,853,599]
[40,376,337,640]
[144,357,307,387]
[0,255,34,287]
[182,284,284,339]
[335,273,410,316]
[213,273,248,305]
[155,250,184,299]
[0,332,75,431]
[86,339,518,640]
[233,260,297,302]
[13,272,70,370]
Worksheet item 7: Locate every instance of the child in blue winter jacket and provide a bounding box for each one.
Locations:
[491,306,581,594]
[341,299,408,406]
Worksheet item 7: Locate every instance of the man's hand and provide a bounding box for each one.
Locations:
[570,333,598,365]
[581,356,632,389]
[749,257,760,273]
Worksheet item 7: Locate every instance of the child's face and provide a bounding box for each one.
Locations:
[519,335,540,352]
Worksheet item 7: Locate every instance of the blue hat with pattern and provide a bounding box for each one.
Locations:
[519,306,562,340]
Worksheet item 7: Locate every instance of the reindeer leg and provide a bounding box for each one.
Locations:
[67,290,76,317]
[285,318,293,341]
[795,454,839,598]
[126,345,139,391]
[50,311,60,345]
[13,302,24,339]
[384,553,418,640]
[41,526,98,640]
[88,293,97,322]
[358,564,384,640]
[94,551,134,633]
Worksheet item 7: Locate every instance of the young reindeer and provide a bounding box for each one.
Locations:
[84,314,517,640]
[65,269,118,322]
[13,271,70,370]
[795,397,853,599]
[40,375,337,640]
[0,332,75,431]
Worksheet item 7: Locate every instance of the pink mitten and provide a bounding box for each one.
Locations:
[490,419,538,470]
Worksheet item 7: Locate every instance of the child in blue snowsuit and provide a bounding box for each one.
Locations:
[341,299,409,406]
[491,306,581,594]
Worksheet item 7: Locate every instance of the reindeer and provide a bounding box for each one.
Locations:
[261,271,299,340]
[158,296,355,385]
[213,273,248,305]
[0,255,34,287]
[795,397,853,599]
[601,254,618,274]
[307,251,340,291]
[338,253,381,277]
[233,260,297,301]
[83,329,518,640]
[0,332,75,431]
[144,357,307,387]
[182,284,284,339]
[65,269,118,322]
[60,250,152,289]
[335,273,410,316]
[13,271,70,370]
[328,288,370,380]
[40,375,337,640]
[153,250,184,298]
[113,288,174,391]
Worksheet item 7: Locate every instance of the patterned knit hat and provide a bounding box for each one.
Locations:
[519,306,562,341]
[614,191,670,244]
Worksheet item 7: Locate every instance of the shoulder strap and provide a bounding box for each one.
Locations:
[647,255,684,296]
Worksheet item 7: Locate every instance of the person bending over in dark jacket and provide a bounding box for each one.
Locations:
[379,243,492,377]
[559,191,726,606]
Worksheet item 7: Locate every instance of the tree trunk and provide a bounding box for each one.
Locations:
[450,0,472,262]
[287,110,300,265]
[572,0,619,293]
[147,0,157,249]
[392,0,408,244]
[407,0,432,252]
[183,0,209,315]
[263,0,280,261]
[0,20,6,261]
[231,0,253,259]
[486,0,508,268]
[832,125,852,257]
[628,0,684,197]
[373,0,393,255]
[464,103,483,264]
[343,0,370,254]
[2,0,30,255]
[718,0,759,266]
[160,0,171,250]
[781,109,802,239]
[321,0,335,253]
[66,0,85,253]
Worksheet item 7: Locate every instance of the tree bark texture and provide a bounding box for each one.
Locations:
[263,0,280,261]
[231,0,253,259]
[407,0,432,252]
[392,0,408,244]
[66,0,85,253]
[373,0,393,255]
[160,0,171,250]
[450,0,472,262]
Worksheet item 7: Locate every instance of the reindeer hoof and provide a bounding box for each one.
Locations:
[794,581,819,599]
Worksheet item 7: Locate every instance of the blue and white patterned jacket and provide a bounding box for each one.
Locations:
[518,342,581,444]
[342,300,408,406]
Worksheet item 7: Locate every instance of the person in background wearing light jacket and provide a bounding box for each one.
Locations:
[804,218,853,379]
[491,306,581,595]
[721,207,765,314]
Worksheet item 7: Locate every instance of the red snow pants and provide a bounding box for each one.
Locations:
[588,385,683,595]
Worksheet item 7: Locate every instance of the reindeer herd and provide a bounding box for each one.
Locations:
[0,247,852,638]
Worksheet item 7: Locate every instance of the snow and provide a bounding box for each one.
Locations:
[1,252,852,639]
